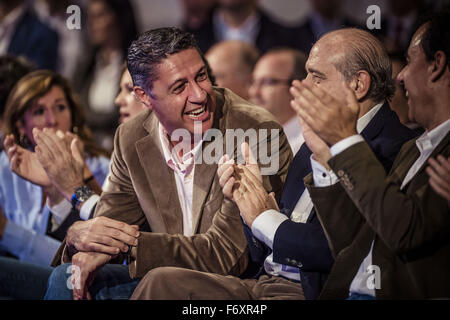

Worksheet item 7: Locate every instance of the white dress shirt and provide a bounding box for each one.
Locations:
[159,123,203,237]
[329,116,449,297]
[283,116,304,155]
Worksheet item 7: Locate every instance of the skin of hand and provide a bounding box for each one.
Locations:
[217,142,278,227]
[33,128,86,200]
[66,216,140,256]
[71,251,112,300]
[3,134,52,187]
[217,142,261,201]
[290,79,360,146]
[427,155,450,204]
[297,116,332,170]
[234,165,279,227]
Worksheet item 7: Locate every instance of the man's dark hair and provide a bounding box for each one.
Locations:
[0,55,35,118]
[127,27,209,95]
[421,9,450,69]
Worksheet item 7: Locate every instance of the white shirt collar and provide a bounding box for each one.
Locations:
[415,118,450,154]
[158,122,203,173]
[357,102,384,134]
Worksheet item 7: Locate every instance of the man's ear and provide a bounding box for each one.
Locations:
[134,86,153,110]
[429,50,447,82]
[352,70,371,101]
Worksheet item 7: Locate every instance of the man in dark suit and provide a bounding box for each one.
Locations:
[293,11,450,299]
[128,27,418,300]
[0,1,59,70]
[184,0,300,55]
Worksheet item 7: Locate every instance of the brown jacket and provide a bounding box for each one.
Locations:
[306,131,450,299]
[52,87,292,279]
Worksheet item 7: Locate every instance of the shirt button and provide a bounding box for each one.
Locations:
[322,173,327,178]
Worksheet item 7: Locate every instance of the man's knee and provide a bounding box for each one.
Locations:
[131,267,193,300]
[44,263,74,300]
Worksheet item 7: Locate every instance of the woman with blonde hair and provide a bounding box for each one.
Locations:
[0,70,110,299]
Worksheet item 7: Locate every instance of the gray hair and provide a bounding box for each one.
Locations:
[327,28,395,102]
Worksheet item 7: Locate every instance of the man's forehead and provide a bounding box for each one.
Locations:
[155,49,205,77]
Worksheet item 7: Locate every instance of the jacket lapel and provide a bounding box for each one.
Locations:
[135,113,183,234]
[192,89,226,233]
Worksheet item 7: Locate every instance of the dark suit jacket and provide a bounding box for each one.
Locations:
[306,124,450,299]
[52,88,293,278]
[185,9,301,54]
[8,8,59,70]
[244,103,419,299]
[290,16,362,55]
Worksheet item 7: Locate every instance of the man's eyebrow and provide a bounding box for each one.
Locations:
[307,67,326,78]
[169,65,207,91]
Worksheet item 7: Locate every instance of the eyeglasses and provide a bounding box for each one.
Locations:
[250,77,293,88]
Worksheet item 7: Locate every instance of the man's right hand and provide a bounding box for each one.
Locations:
[66,217,140,256]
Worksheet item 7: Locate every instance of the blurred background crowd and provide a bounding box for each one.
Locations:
[1,0,449,152]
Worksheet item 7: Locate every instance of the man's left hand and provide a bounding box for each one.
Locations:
[234,165,279,227]
[71,251,112,300]
[290,80,360,146]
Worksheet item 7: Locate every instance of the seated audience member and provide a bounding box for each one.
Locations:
[44,27,292,300]
[181,0,217,33]
[0,55,35,150]
[76,0,138,151]
[187,0,300,54]
[0,0,59,70]
[33,0,86,82]
[292,12,450,299]
[0,70,110,299]
[427,155,450,205]
[249,48,308,154]
[292,0,361,55]
[8,65,148,228]
[128,28,418,300]
[206,40,259,100]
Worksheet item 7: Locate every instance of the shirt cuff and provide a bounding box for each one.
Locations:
[79,194,100,220]
[330,135,364,157]
[47,198,72,226]
[251,210,288,249]
[311,155,339,187]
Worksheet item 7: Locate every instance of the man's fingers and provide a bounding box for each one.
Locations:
[426,166,450,193]
[218,165,235,188]
[436,155,450,172]
[94,217,140,238]
[428,157,449,177]
[71,138,84,165]
[222,176,236,199]
[241,142,257,166]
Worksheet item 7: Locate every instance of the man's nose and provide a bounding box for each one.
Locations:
[188,82,207,103]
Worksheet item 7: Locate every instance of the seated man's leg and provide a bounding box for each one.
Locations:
[131,267,304,300]
[0,256,53,300]
[45,263,139,300]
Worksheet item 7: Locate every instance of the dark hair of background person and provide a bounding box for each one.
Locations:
[420,8,450,69]
[3,70,109,158]
[92,0,138,57]
[127,27,215,95]
[0,56,35,118]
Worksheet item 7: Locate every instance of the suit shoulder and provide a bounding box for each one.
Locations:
[115,110,152,144]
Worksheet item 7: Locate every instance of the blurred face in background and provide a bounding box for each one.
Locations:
[249,52,294,120]
[87,0,120,48]
[18,85,72,146]
[115,69,147,124]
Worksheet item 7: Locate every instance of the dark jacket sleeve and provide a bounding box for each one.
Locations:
[272,210,334,273]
